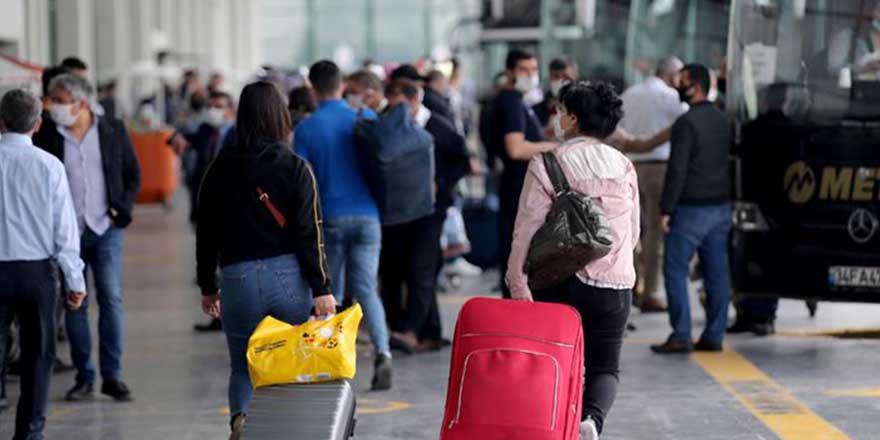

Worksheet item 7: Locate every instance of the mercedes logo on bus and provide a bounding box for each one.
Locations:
[847,209,879,244]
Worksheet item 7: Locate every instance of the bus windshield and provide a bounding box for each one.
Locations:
[728,0,880,125]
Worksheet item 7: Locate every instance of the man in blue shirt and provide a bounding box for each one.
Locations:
[294,60,393,391]
[0,88,86,440]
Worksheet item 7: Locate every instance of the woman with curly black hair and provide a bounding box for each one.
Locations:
[506,81,639,440]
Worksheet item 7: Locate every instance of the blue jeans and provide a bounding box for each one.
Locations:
[220,254,313,419]
[66,227,125,384]
[323,217,391,356]
[663,204,732,344]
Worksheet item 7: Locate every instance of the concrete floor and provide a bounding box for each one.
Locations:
[3,201,880,440]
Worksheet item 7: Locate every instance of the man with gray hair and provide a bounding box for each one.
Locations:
[33,73,140,403]
[619,56,688,313]
[0,88,86,439]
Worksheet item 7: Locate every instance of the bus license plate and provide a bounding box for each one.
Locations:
[829,266,880,288]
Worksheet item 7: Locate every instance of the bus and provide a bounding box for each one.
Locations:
[727,0,880,303]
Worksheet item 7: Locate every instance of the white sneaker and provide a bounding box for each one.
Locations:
[579,418,598,440]
[444,258,482,276]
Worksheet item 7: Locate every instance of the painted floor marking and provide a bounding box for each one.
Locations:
[775,327,880,339]
[692,349,851,440]
[357,398,411,414]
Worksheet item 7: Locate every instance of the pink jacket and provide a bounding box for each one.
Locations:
[506,137,640,298]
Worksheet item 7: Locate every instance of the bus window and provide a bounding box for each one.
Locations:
[729,0,880,125]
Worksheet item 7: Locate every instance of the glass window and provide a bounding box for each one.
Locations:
[728,0,880,125]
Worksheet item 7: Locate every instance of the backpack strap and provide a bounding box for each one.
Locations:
[541,152,571,196]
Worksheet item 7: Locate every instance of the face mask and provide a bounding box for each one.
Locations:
[873,19,880,32]
[377,97,389,113]
[677,84,693,104]
[206,108,226,127]
[515,73,540,93]
[417,88,425,103]
[49,103,80,127]
[550,79,569,97]
[552,112,568,141]
[346,94,365,110]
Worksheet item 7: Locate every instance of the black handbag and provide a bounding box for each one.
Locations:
[525,152,614,290]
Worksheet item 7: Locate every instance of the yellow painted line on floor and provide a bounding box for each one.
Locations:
[824,387,880,398]
[692,350,851,440]
[438,295,470,305]
[775,327,880,339]
[357,398,411,415]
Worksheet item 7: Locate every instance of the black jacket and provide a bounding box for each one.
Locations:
[661,101,732,214]
[425,113,471,211]
[33,114,141,228]
[423,88,456,123]
[196,140,331,298]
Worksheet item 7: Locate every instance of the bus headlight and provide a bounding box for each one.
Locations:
[732,202,770,232]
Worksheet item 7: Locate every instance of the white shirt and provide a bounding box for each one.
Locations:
[619,76,687,162]
[415,104,432,128]
[58,121,112,235]
[0,133,86,292]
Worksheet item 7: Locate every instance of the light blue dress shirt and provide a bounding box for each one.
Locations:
[58,121,112,235]
[0,132,86,292]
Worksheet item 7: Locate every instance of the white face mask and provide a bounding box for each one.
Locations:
[550,79,569,97]
[377,97,389,112]
[206,108,226,127]
[417,87,425,103]
[515,73,540,94]
[346,94,365,110]
[552,112,569,141]
[49,103,80,127]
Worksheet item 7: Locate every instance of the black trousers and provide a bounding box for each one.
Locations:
[534,277,631,434]
[498,172,523,299]
[0,260,57,440]
[380,213,445,336]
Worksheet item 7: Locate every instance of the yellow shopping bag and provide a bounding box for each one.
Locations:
[246,304,363,388]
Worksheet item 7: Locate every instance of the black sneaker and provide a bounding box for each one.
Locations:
[650,339,694,354]
[694,339,724,352]
[371,354,393,391]
[53,359,76,374]
[101,379,133,402]
[752,322,775,337]
[194,318,223,332]
[66,381,95,401]
[726,319,754,334]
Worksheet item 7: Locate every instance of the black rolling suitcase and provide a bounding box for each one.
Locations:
[241,380,356,439]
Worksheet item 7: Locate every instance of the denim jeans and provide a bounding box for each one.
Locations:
[220,254,313,419]
[0,260,56,440]
[663,204,732,344]
[323,217,390,356]
[66,226,125,384]
[534,277,631,435]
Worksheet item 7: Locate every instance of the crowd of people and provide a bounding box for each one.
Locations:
[0,45,744,439]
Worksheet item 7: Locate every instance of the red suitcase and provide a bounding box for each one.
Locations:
[440,297,584,440]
